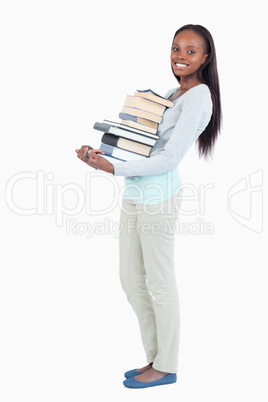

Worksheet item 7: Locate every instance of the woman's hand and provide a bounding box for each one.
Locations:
[75,145,114,174]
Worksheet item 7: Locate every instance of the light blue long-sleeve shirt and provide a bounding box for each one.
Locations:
[111,83,213,204]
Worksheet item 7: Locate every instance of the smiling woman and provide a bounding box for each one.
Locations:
[170,24,222,157]
[170,31,209,94]
[171,30,209,84]
[75,23,222,390]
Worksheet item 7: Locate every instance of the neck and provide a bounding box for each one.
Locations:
[179,76,202,91]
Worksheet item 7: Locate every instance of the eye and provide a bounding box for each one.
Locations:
[172,47,179,52]
[187,50,196,54]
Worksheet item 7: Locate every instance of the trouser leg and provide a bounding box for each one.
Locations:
[119,191,182,373]
[136,193,181,373]
[119,198,158,363]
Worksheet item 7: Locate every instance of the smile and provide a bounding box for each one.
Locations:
[175,63,189,69]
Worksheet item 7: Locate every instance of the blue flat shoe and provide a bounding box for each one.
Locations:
[124,369,142,379]
[123,373,177,388]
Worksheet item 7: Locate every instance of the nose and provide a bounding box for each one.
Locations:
[176,54,185,61]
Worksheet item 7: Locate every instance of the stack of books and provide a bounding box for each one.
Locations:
[92,89,174,163]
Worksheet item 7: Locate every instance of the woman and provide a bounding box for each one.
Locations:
[76,24,222,389]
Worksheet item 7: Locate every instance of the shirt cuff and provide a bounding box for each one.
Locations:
[111,162,124,176]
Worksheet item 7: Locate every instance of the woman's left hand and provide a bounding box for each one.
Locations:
[75,146,114,174]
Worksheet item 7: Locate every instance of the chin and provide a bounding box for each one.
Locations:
[173,70,183,78]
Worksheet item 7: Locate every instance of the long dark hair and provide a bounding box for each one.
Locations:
[172,24,222,158]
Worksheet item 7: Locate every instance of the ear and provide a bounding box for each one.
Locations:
[202,53,210,64]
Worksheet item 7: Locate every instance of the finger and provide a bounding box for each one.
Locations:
[86,150,104,159]
[89,152,98,161]
[90,149,105,154]
[82,145,92,154]
[82,147,90,158]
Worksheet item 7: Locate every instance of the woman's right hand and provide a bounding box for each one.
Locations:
[75,145,104,163]
[75,145,114,174]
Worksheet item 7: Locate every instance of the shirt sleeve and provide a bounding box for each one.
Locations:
[112,86,212,177]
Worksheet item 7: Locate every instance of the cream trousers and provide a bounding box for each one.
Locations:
[119,191,182,373]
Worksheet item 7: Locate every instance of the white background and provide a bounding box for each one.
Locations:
[0,0,267,401]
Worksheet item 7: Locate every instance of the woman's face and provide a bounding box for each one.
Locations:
[171,30,209,79]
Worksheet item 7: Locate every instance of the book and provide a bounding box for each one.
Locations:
[92,89,172,165]
[103,119,159,138]
[119,118,157,134]
[100,142,149,162]
[94,153,126,171]
[120,106,162,123]
[119,113,158,131]
[101,133,151,156]
[123,95,166,116]
[94,121,159,146]
[135,89,174,108]
[99,153,125,163]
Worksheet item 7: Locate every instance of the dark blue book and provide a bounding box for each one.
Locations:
[101,133,151,156]
[100,143,148,162]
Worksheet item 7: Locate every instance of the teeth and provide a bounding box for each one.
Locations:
[176,63,188,67]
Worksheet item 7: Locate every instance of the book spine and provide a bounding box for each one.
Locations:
[119,113,138,122]
[100,143,148,161]
[101,133,119,147]
[121,107,162,123]
[100,143,126,160]
[93,122,111,132]
[119,113,158,130]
